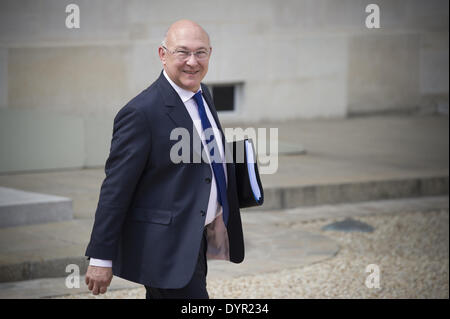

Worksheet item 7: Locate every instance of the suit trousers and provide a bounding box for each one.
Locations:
[145,228,209,299]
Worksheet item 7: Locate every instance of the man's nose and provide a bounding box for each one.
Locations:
[185,53,199,66]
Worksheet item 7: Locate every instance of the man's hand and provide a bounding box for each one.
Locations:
[85,265,113,295]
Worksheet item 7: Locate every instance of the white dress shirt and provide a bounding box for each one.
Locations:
[90,71,227,268]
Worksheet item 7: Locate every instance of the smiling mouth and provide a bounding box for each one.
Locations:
[183,70,199,75]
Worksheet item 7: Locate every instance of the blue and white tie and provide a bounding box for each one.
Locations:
[192,91,229,226]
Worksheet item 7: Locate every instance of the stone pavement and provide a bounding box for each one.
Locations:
[0,196,448,299]
[0,114,448,298]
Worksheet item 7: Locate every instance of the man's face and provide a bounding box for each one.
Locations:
[159,25,211,93]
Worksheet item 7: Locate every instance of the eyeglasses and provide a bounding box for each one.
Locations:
[162,46,210,61]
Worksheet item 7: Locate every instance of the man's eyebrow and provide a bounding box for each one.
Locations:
[175,46,209,51]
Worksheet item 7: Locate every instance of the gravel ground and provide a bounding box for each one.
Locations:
[56,209,449,299]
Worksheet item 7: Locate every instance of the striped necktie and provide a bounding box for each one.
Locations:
[192,91,229,226]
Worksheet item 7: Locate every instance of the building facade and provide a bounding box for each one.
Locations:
[0,0,448,172]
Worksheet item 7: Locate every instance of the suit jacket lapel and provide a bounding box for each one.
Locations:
[156,72,204,160]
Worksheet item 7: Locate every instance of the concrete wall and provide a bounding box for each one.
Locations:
[0,0,448,173]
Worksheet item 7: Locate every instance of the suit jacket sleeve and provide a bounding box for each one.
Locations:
[85,105,151,260]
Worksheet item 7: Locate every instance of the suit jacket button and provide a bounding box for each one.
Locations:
[205,177,211,184]
[200,210,206,216]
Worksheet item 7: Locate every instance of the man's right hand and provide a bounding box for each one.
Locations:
[85,265,113,295]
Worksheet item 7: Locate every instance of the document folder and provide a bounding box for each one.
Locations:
[228,139,264,208]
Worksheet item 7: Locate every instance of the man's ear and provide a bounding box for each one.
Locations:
[158,46,166,65]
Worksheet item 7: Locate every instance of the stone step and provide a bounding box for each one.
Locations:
[0,187,73,228]
[256,175,448,211]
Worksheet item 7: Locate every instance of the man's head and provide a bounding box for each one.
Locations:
[159,20,211,93]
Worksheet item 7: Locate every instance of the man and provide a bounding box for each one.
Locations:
[84,19,244,299]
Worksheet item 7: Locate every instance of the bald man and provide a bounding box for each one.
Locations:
[84,20,244,299]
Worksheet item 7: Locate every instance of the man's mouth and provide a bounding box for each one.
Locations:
[183,70,199,75]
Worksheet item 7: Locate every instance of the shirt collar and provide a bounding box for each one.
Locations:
[163,70,201,103]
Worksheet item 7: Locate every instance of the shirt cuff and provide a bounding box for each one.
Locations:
[89,258,113,268]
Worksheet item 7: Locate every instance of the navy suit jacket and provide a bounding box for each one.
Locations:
[85,71,244,289]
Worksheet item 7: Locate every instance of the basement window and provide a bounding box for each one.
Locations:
[206,84,240,112]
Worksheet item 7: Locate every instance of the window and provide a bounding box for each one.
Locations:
[207,84,237,112]
[212,85,234,111]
